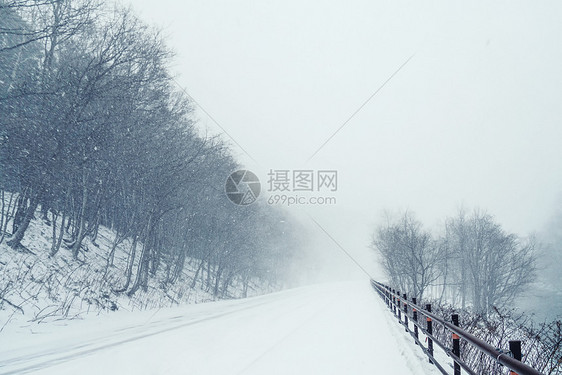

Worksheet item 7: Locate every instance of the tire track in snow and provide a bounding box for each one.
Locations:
[0,298,275,375]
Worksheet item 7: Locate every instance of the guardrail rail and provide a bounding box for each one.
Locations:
[370,280,544,375]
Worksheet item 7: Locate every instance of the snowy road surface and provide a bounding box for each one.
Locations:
[0,281,440,375]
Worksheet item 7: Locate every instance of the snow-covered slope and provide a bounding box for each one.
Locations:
[0,281,441,375]
[0,212,265,333]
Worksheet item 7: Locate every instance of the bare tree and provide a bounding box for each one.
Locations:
[372,211,444,300]
[444,209,536,316]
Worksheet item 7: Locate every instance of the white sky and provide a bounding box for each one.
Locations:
[127,0,562,281]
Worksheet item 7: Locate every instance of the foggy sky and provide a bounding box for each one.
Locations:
[128,0,562,281]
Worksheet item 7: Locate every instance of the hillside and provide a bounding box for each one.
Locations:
[0,212,267,334]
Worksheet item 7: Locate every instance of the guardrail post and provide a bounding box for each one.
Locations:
[392,289,396,315]
[509,341,522,375]
[397,291,401,321]
[403,293,408,332]
[426,303,433,363]
[386,287,390,309]
[452,314,461,375]
[412,297,418,343]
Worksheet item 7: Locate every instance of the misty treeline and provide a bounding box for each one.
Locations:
[371,209,536,317]
[0,0,296,298]
[537,206,562,290]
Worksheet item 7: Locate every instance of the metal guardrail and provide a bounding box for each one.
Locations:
[370,280,544,375]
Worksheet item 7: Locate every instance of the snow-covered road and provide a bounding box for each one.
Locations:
[0,281,440,375]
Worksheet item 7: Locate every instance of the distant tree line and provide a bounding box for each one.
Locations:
[0,0,297,297]
[371,209,536,316]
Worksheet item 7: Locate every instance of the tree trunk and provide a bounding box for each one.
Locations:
[7,194,39,249]
[72,170,89,258]
[113,235,138,293]
[127,214,153,297]
[172,247,186,283]
[0,190,5,241]
[214,266,223,297]
[12,189,28,234]
[205,261,212,291]
[191,258,205,288]
[243,276,249,298]
[127,243,148,297]
[0,190,15,245]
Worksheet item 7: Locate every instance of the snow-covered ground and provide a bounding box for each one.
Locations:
[0,281,442,375]
[0,195,269,332]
